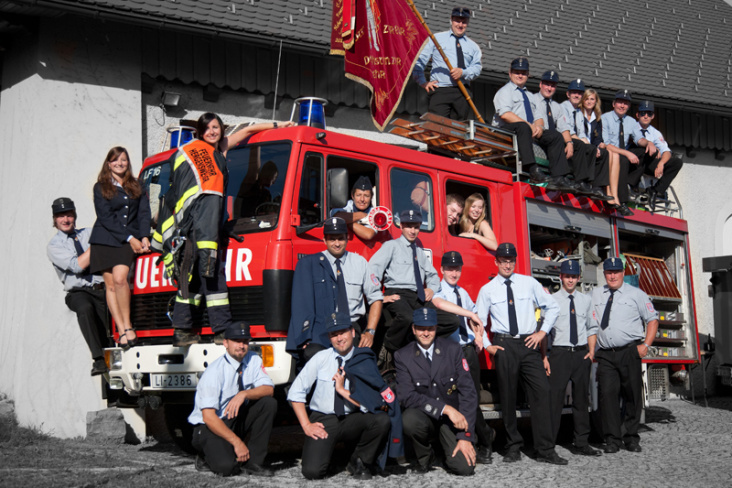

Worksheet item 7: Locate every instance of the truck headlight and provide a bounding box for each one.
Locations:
[105,350,123,370]
[260,345,274,368]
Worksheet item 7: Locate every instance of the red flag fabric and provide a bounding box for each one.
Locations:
[331,0,429,131]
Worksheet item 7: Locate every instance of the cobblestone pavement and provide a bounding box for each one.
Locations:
[3,397,732,487]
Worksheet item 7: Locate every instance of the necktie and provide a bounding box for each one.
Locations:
[411,243,426,302]
[505,279,519,336]
[455,36,466,69]
[334,356,345,415]
[573,109,579,134]
[584,116,589,138]
[454,287,470,343]
[335,258,350,317]
[518,88,534,123]
[618,117,625,149]
[69,231,92,283]
[641,128,648,138]
[568,294,578,346]
[600,290,615,330]
[545,99,556,131]
[236,363,244,392]
[425,351,432,365]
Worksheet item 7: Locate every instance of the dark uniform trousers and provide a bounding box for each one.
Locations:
[428,86,471,121]
[570,141,610,187]
[301,410,390,480]
[596,341,643,448]
[191,396,277,476]
[383,288,459,353]
[548,346,592,447]
[462,344,493,448]
[174,253,233,334]
[615,153,633,204]
[627,148,683,195]
[402,408,474,476]
[65,287,109,359]
[493,335,554,455]
[502,123,572,177]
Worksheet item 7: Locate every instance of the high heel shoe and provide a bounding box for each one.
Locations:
[116,336,131,351]
[125,328,138,347]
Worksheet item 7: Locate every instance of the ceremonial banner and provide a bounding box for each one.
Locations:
[331,0,429,131]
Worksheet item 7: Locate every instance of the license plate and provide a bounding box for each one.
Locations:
[150,373,198,389]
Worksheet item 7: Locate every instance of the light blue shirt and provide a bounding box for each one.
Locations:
[287,347,367,414]
[323,250,383,321]
[188,351,274,425]
[551,288,596,347]
[638,124,670,154]
[560,100,589,139]
[533,93,570,133]
[590,282,659,349]
[47,228,104,291]
[601,111,645,149]
[330,200,375,230]
[368,235,441,293]
[476,273,559,346]
[435,279,489,347]
[413,30,482,87]
[492,81,541,127]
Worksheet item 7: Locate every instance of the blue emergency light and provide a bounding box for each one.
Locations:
[168,126,196,149]
[291,97,328,129]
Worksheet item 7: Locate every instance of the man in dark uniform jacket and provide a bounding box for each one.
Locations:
[395,308,477,476]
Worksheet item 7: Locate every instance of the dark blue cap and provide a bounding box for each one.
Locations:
[323,217,348,235]
[413,307,438,327]
[511,57,530,70]
[614,90,632,102]
[52,197,76,214]
[541,70,559,83]
[352,176,373,192]
[327,312,353,333]
[560,260,581,275]
[441,251,464,267]
[603,257,624,271]
[451,7,471,18]
[637,101,655,113]
[224,321,251,340]
[567,78,585,91]
[496,242,517,258]
[400,209,423,224]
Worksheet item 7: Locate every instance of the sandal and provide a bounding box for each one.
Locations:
[125,328,139,348]
[116,335,131,351]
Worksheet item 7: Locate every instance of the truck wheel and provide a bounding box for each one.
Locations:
[163,404,195,454]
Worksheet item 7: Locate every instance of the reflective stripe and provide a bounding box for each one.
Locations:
[175,185,200,214]
[206,292,229,302]
[175,296,201,306]
[196,240,218,250]
[152,231,163,244]
[173,154,187,171]
[206,298,230,308]
[162,253,173,264]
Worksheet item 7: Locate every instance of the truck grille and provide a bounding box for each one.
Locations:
[131,287,265,330]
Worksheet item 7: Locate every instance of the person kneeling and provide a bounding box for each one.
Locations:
[188,322,276,477]
[396,308,477,476]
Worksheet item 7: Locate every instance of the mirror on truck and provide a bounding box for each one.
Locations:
[327,167,349,210]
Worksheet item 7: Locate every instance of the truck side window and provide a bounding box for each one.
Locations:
[445,180,497,251]
[391,168,434,232]
[140,162,172,230]
[298,152,324,226]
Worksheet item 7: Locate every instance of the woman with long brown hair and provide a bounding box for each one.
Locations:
[459,193,498,251]
[89,147,151,349]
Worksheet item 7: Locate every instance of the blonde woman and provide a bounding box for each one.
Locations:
[459,193,498,251]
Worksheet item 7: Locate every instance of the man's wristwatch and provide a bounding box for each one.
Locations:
[365,329,376,336]
[273,121,278,129]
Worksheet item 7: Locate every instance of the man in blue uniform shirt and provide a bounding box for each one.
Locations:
[476,242,567,465]
[601,90,656,216]
[396,308,477,475]
[433,251,494,464]
[46,197,109,376]
[287,217,383,368]
[413,7,482,120]
[590,257,658,454]
[188,322,276,477]
[547,260,601,456]
[492,58,576,192]
[628,101,684,208]
[288,314,392,480]
[330,176,377,241]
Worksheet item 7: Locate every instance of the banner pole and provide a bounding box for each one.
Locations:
[405,0,485,123]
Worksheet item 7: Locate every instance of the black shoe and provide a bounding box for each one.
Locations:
[571,444,602,457]
[503,449,521,463]
[242,463,274,477]
[625,443,642,453]
[604,443,621,454]
[173,329,201,347]
[347,457,372,480]
[590,187,614,201]
[476,445,493,464]
[195,454,211,472]
[213,332,225,345]
[535,451,568,465]
[616,204,634,217]
[412,450,435,474]
[529,166,549,184]
[647,187,659,208]
[91,359,108,376]
[546,176,574,192]
[575,181,594,195]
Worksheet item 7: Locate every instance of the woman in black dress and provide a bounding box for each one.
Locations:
[90,147,151,349]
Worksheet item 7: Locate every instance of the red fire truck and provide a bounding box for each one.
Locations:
[104,117,700,445]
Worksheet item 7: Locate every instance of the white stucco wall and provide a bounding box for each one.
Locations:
[0,17,141,438]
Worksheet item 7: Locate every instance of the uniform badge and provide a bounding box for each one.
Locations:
[370,273,380,286]
[462,358,469,372]
[646,303,655,313]
[465,432,471,437]
[592,310,597,321]
[425,404,432,413]
[435,348,440,355]
[381,387,395,403]
[319,256,324,261]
